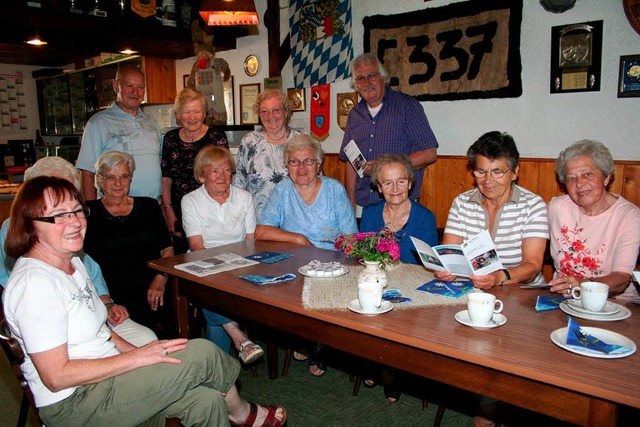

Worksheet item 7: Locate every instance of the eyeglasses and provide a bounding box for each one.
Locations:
[287,158,317,167]
[33,207,90,224]
[355,72,381,85]
[565,171,600,184]
[472,168,509,179]
[99,173,132,183]
[380,179,410,189]
[259,107,284,116]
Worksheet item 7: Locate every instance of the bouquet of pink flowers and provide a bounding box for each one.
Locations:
[334,228,401,267]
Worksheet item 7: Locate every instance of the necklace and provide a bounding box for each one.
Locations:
[264,128,288,141]
[182,125,205,142]
[383,200,411,231]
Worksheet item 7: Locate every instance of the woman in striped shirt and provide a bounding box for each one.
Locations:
[434,131,549,289]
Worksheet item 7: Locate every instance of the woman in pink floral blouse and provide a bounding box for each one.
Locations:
[549,140,640,300]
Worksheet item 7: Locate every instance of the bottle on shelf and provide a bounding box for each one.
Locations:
[35,129,45,147]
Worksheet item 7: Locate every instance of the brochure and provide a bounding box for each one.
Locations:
[342,139,366,178]
[416,279,474,298]
[245,251,293,264]
[410,230,503,277]
[174,252,259,277]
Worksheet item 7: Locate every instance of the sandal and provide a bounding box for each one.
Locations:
[384,384,401,403]
[363,377,377,388]
[308,359,326,377]
[239,340,264,365]
[229,402,287,427]
[293,349,309,361]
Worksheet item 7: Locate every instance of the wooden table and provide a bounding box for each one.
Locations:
[149,240,640,427]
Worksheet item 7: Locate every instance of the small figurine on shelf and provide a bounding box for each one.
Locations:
[188,20,230,126]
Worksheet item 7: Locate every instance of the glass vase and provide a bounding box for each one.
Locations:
[357,260,388,288]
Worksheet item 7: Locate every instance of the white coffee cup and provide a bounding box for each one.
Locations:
[571,281,609,311]
[358,281,383,313]
[467,292,503,325]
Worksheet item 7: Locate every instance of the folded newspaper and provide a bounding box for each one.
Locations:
[410,230,503,277]
[174,252,259,277]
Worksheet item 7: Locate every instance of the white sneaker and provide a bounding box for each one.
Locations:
[239,340,264,364]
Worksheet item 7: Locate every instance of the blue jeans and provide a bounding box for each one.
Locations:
[202,308,233,353]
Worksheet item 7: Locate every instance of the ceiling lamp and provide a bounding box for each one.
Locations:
[199,0,259,26]
[25,35,47,46]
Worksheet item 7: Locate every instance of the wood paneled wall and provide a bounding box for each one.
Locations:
[322,154,640,229]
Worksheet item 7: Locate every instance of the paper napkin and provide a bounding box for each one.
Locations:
[245,251,293,264]
[239,274,297,286]
[565,317,631,355]
[535,295,571,311]
[416,279,474,298]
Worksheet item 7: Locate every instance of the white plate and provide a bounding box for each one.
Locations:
[550,326,636,359]
[560,301,631,322]
[454,310,507,330]
[298,265,349,278]
[347,299,393,316]
[565,299,620,316]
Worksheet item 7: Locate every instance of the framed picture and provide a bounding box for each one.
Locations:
[549,20,603,93]
[183,74,189,89]
[239,83,260,124]
[224,76,235,125]
[264,77,282,91]
[618,54,640,98]
[336,92,358,130]
[287,88,305,112]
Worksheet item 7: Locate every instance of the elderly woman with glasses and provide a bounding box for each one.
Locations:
[255,134,357,250]
[233,90,300,217]
[83,151,174,336]
[361,154,438,263]
[2,176,286,427]
[434,131,549,289]
[548,140,640,299]
[0,156,157,347]
[256,134,357,377]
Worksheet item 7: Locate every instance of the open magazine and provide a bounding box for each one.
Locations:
[174,252,259,278]
[342,139,366,178]
[410,230,503,277]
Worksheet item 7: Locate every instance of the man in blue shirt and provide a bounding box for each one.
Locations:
[77,65,162,201]
[339,53,439,209]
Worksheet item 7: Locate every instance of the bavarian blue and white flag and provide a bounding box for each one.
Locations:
[289,0,353,88]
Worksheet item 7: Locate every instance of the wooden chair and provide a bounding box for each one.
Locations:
[0,318,42,427]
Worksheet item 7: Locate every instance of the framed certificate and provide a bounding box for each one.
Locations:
[239,83,260,124]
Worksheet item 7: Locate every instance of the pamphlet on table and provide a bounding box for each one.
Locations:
[174,252,259,277]
[411,230,503,277]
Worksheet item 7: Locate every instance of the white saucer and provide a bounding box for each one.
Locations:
[550,326,636,359]
[454,310,507,330]
[566,299,620,316]
[347,299,393,316]
[560,301,631,322]
[298,264,349,278]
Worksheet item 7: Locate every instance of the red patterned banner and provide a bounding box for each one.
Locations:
[310,84,330,141]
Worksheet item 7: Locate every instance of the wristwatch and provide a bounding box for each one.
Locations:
[500,269,511,285]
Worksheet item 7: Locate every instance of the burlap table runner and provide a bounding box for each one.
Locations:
[302,263,469,310]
